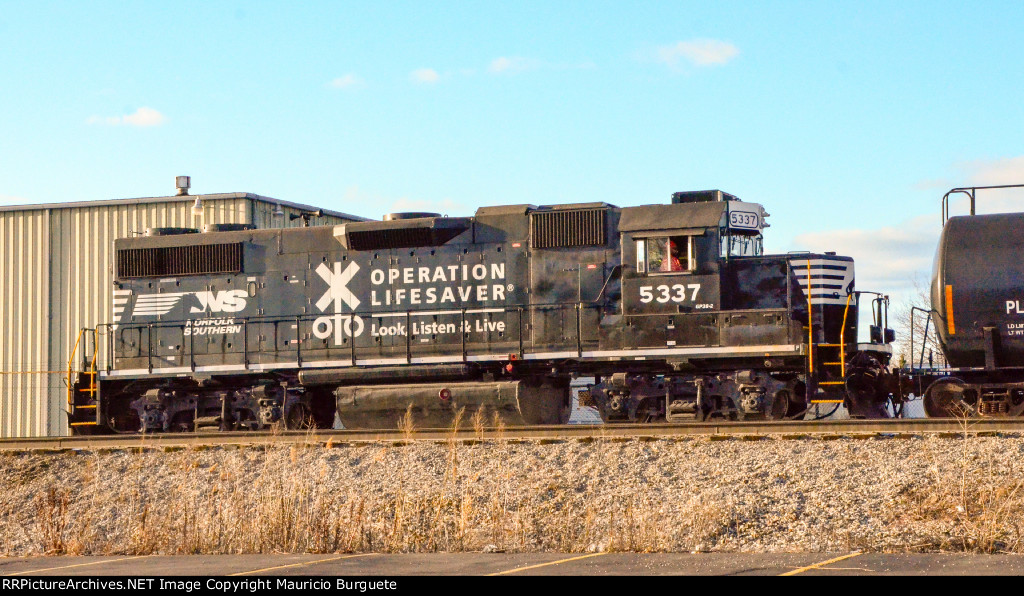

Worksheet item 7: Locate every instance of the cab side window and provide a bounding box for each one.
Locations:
[636,236,693,274]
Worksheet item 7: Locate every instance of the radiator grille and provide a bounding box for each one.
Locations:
[531,209,607,249]
[117,243,243,278]
[348,228,438,251]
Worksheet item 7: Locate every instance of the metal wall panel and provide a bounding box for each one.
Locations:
[1,195,360,437]
[47,198,251,437]
[0,210,51,438]
[250,199,352,229]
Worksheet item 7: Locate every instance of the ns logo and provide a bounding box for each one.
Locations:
[191,290,248,313]
[126,289,249,318]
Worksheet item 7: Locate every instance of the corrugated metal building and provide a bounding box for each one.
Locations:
[0,191,363,437]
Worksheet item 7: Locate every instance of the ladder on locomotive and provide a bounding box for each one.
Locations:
[804,260,855,405]
[67,328,100,431]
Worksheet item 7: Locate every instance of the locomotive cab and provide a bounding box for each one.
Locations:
[598,190,893,422]
[618,191,785,356]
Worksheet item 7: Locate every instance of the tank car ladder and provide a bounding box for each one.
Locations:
[804,262,854,405]
[66,328,100,432]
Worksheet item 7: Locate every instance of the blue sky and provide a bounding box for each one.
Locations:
[2,1,1023,297]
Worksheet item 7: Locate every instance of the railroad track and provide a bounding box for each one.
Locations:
[1,418,1022,451]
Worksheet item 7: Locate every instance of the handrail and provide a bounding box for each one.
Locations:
[96,301,607,373]
[66,328,86,412]
[97,299,787,374]
[910,306,936,371]
[917,305,933,370]
[66,328,98,417]
[942,183,1024,223]
[839,291,853,377]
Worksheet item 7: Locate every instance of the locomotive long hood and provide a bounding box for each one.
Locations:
[334,217,472,250]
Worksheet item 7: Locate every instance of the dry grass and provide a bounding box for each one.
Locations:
[3,439,719,556]
[471,406,488,440]
[398,404,416,442]
[897,415,1024,553]
[6,429,1024,556]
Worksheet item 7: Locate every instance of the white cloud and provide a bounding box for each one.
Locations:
[918,155,1024,217]
[656,39,740,69]
[488,56,536,74]
[792,165,1024,362]
[329,74,363,89]
[789,213,937,364]
[410,68,440,84]
[960,155,1024,187]
[791,213,938,295]
[123,107,165,127]
[790,179,1024,298]
[917,155,1024,194]
[86,107,166,127]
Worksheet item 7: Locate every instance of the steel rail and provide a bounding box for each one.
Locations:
[1,418,1022,451]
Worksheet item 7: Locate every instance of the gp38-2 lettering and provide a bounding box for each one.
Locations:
[639,283,702,304]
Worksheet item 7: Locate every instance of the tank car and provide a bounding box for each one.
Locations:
[67,190,897,433]
[922,184,1024,416]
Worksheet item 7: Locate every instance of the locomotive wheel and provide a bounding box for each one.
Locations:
[285,403,315,429]
[767,389,804,420]
[923,378,969,418]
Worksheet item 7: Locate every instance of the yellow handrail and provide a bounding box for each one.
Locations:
[839,291,853,377]
[66,328,86,412]
[65,328,98,415]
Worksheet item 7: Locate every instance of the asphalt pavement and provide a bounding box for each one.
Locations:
[2,552,1023,576]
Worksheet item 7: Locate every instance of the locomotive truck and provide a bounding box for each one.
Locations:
[67,190,899,433]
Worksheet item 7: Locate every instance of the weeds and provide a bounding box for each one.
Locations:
[11,428,1024,556]
[471,406,488,440]
[34,487,70,554]
[899,411,1024,553]
[445,407,466,483]
[398,404,416,442]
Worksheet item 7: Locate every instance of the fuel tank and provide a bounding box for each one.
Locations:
[334,379,571,429]
[932,212,1024,368]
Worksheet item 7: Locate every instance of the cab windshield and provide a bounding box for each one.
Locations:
[720,233,763,257]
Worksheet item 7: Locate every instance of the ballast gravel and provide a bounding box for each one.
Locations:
[2,433,1024,556]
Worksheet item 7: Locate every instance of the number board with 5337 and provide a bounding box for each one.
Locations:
[622,274,720,315]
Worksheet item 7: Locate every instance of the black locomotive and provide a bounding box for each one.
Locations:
[68,190,900,433]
